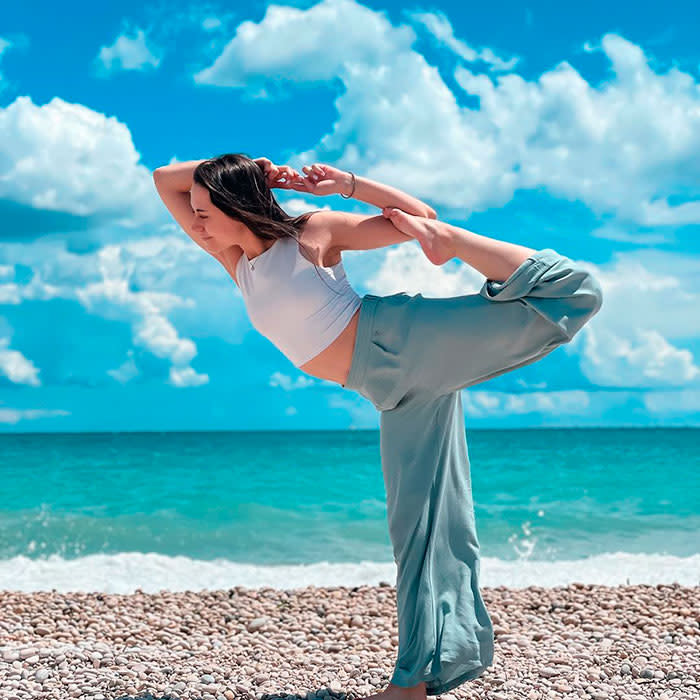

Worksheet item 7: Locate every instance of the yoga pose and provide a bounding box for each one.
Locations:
[153,153,604,700]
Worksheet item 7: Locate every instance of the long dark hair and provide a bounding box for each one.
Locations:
[193,152,343,294]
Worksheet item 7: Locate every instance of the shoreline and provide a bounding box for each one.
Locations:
[1,583,698,700]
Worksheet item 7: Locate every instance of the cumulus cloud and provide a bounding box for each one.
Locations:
[573,249,700,387]
[0,96,163,238]
[194,0,700,231]
[94,28,162,75]
[193,0,416,95]
[365,242,483,297]
[2,236,214,387]
[269,371,316,390]
[408,10,519,72]
[0,336,41,386]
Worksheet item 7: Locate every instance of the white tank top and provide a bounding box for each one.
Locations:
[236,236,362,367]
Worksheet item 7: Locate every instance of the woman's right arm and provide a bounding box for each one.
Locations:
[153,160,206,192]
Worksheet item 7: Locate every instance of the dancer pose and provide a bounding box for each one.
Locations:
[153,154,603,699]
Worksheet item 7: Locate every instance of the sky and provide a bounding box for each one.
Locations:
[0,0,698,431]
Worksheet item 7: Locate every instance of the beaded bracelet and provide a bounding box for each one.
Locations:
[340,171,356,199]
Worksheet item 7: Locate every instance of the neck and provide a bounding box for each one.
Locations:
[243,237,274,261]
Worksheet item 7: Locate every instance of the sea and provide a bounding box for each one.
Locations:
[1,428,698,593]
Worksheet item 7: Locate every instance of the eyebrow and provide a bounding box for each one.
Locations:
[188,191,207,212]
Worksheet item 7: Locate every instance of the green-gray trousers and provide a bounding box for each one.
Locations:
[343,248,603,694]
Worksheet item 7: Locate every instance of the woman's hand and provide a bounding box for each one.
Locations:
[253,157,302,189]
[287,163,350,196]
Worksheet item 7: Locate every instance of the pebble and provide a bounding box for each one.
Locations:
[0,583,697,700]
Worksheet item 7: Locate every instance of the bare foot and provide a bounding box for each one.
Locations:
[384,209,454,266]
[355,680,427,700]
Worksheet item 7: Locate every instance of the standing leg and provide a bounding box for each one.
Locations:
[379,389,493,695]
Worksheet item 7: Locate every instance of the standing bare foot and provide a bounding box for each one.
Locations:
[354,680,427,700]
[383,208,454,266]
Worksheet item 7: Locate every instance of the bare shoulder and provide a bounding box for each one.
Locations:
[299,210,342,266]
[304,209,415,254]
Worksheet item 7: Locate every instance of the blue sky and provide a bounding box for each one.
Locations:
[0,0,698,431]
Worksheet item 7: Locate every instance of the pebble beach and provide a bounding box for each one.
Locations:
[1,582,698,700]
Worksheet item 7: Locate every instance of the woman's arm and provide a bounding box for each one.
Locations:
[293,164,437,219]
[152,160,205,192]
[152,157,294,192]
[341,172,437,219]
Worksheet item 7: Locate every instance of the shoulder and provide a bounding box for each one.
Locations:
[301,209,413,253]
[298,210,342,266]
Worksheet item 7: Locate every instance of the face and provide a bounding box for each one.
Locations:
[189,182,245,255]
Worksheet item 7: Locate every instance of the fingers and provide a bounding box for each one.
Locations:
[302,164,325,182]
[267,165,303,188]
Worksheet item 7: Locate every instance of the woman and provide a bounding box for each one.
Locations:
[153,153,604,699]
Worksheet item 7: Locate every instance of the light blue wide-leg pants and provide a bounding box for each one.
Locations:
[343,248,603,695]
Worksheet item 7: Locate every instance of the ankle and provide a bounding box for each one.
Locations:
[387,681,427,697]
[434,220,457,258]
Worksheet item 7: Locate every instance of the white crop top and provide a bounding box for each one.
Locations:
[236,236,362,367]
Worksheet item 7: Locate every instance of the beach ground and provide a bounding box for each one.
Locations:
[1,582,698,700]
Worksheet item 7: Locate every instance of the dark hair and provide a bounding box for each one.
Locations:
[193,152,343,294]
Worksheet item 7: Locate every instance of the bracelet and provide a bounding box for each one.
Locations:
[340,171,356,199]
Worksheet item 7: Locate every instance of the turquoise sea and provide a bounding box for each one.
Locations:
[1,428,698,593]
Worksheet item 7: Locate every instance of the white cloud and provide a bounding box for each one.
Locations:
[451,33,700,227]
[202,17,223,32]
[0,96,162,230]
[169,365,209,388]
[644,390,700,414]
[0,281,20,303]
[2,237,214,387]
[269,371,316,390]
[197,0,700,231]
[582,327,699,387]
[94,28,161,74]
[462,389,591,417]
[0,406,70,425]
[107,350,139,384]
[408,10,519,72]
[365,242,483,296]
[0,337,40,386]
[573,249,700,387]
[327,392,378,429]
[194,0,415,90]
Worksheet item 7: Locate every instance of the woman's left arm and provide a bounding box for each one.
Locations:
[343,172,437,219]
[288,164,437,219]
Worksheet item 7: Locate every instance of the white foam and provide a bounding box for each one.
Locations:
[0,551,698,593]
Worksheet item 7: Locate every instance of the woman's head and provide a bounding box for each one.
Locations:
[189,152,315,256]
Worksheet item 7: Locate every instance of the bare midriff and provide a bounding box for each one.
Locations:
[298,307,360,387]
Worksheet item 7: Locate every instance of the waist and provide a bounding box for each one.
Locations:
[298,306,361,385]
